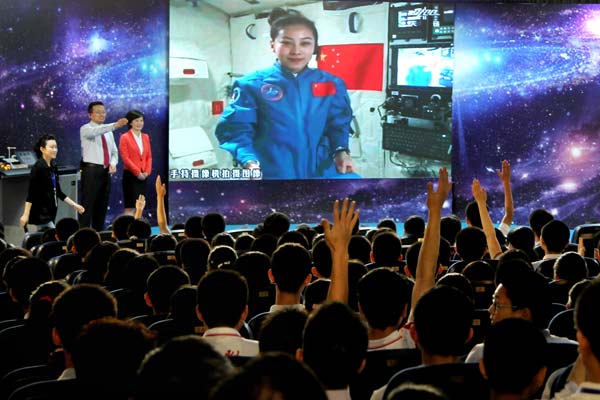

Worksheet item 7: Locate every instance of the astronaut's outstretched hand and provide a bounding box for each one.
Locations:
[335,151,356,173]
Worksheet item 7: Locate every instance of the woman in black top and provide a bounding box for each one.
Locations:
[20,135,84,230]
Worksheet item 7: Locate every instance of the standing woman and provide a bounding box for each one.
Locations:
[20,135,85,230]
[119,110,152,215]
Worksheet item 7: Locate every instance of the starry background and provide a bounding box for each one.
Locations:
[0,0,168,225]
[452,3,600,228]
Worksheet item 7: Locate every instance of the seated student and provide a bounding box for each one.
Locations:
[127,218,152,240]
[529,208,554,259]
[368,231,404,271]
[1,257,52,322]
[402,215,425,246]
[54,218,80,242]
[349,235,372,265]
[550,252,588,305]
[71,227,101,260]
[136,335,233,400]
[117,254,159,319]
[506,226,538,263]
[207,245,238,271]
[377,218,397,232]
[211,353,327,400]
[50,284,118,380]
[311,238,333,279]
[76,241,119,284]
[177,238,210,285]
[134,265,190,327]
[298,301,368,399]
[255,211,290,239]
[234,233,255,255]
[250,233,279,256]
[196,269,259,357]
[278,230,310,250]
[111,214,135,241]
[248,243,312,337]
[447,227,487,273]
[466,264,576,363]
[104,248,139,290]
[211,232,235,249]
[481,318,548,400]
[183,215,203,238]
[201,212,226,242]
[258,307,308,355]
[357,267,415,351]
[148,233,177,253]
[533,219,571,278]
[440,215,462,248]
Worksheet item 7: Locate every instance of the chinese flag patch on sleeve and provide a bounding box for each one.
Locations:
[312,81,337,97]
[317,43,384,91]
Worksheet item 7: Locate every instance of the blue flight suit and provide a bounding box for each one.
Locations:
[215,62,359,179]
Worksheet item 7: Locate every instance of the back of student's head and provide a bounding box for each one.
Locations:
[184,215,203,238]
[202,212,226,241]
[149,233,177,253]
[51,284,117,352]
[358,268,411,330]
[529,209,554,238]
[234,233,255,254]
[271,243,312,293]
[207,245,237,271]
[251,233,278,256]
[179,238,210,284]
[404,215,425,237]
[302,301,368,390]
[128,219,152,239]
[312,238,332,278]
[348,260,368,312]
[575,280,600,361]
[441,215,462,245]
[211,232,235,248]
[465,201,483,228]
[372,231,402,266]
[137,334,232,400]
[455,227,487,262]
[105,248,139,289]
[349,235,371,265]
[259,307,308,355]
[4,257,52,307]
[55,218,80,241]
[124,254,160,293]
[146,266,190,314]
[387,383,450,400]
[84,241,119,281]
[197,269,248,328]
[72,317,155,388]
[568,279,592,309]
[211,352,327,400]
[28,280,69,324]
[554,251,588,283]
[435,273,474,303]
[72,227,101,257]
[498,267,550,328]
[170,285,199,324]
[262,212,290,238]
[296,225,317,247]
[377,218,397,232]
[496,250,533,278]
[483,318,547,396]
[507,226,535,251]
[541,219,570,253]
[413,286,474,356]
[462,260,495,283]
[278,230,310,250]
[234,251,271,289]
[112,214,135,241]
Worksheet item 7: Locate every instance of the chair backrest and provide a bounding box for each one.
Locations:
[470,309,492,346]
[383,363,489,400]
[148,318,205,345]
[471,280,494,309]
[584,257,600,277]
[545,343,579,377]
[170,229,187,242]
[571,224,600,258]
[548,309,576,341]
[550,303,567,320]
[146,251,177,266]
[21,232,44,250]
[117,239,147,253]
[49,253,82,280]
[0,365,59,400]
[35,241,67,261]
[350,349,422,400]
[228,229,253,239]
[248,312,270,339]
[98,230,116,242]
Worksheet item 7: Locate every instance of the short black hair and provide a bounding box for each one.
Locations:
[465,201,482,229]
[179,238,210,284]
[146,266,190,314]
[554,252,588,283]
[183,215,203,238]
[499,268,550,328]
[259,307,308,355]
[404,215,425,236]
[127,219,152,239]
[507,226,535,252]
[372,231,402,266]
[358,268,411,330]
[262,212,290,238]
[124,109,143,128]
[312,238,332,278]
[302,302,367,390]
[278,230,310,250]
[529,209,554,238]
[250,233,278,256]
[207,245,237,271]
[148,233,177,253]
[455,227,487,262]
[436,273,474,303]
[4,257,52,306]
[201,212,226,241]
[87,101,104,114]
[197,269,248,328]
[211,232,235,248]
[349,235,371,265]
[270,243,312,293]
[483,318,547,395]
[55,217,80,241]
[112,214,135,241]
[541,219,570,253]
[440,215,462,245]
[377,218,397,232]
[413,286,474,356]
[72,227,101,258]
[575,280,600,360]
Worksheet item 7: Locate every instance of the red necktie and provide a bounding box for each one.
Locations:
[101,135,109,167]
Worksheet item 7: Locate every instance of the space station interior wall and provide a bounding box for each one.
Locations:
[169,2,233,168]
[227,2,388,178]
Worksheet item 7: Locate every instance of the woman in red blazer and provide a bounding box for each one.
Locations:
[119,110,152,215]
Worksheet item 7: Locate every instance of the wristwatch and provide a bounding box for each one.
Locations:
[243,160,260,168]
[332,148,351,160]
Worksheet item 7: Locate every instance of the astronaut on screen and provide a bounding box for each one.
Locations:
[215,8,360,180]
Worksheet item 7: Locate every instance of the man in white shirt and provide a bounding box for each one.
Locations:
[196,269,259,357]
[79,101,127,231]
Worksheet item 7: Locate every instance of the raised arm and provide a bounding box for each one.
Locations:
[80,118,127,139]
[472,179,502,258]
[323,198,359,303]
[411,167,452,313]
[496,160,513,234]
[134,195,146,219]
[155,175,170,234]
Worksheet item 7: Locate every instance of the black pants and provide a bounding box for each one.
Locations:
[79,163,111,231]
